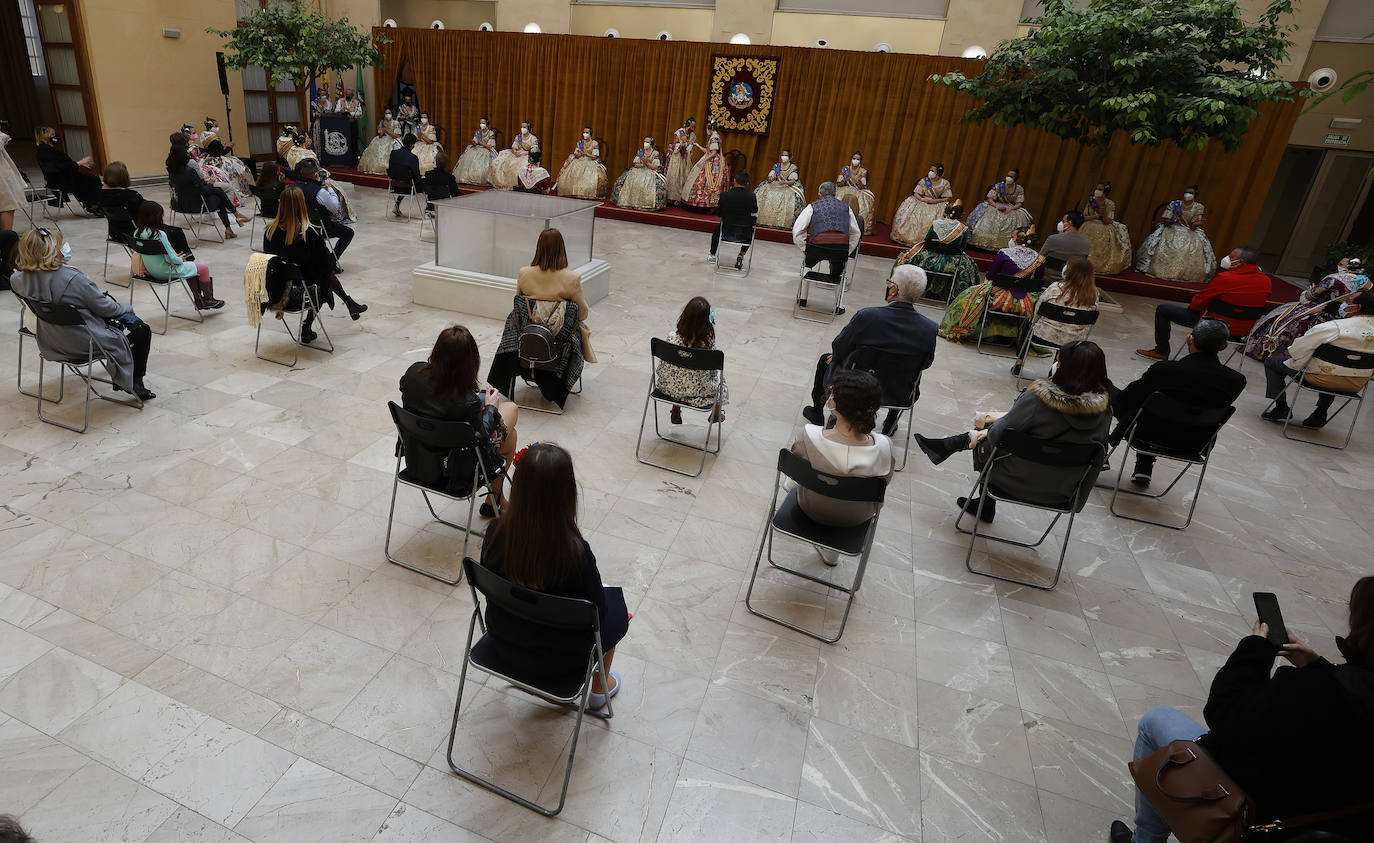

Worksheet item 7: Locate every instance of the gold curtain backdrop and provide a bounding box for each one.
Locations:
[375,29,1302,255]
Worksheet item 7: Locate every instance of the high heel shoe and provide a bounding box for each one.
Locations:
[914,432,970,466]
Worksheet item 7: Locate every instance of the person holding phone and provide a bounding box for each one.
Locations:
[1111,576,1374,843]
[400,325,519,516]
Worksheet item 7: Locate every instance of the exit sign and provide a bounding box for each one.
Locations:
[1325,133,1351,146]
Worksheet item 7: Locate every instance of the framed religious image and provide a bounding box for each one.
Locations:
[709,55,778,134]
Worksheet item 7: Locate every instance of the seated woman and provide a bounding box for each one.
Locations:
[359,107,403,175]
[940,227,1045,344]
[1011,256,1100,375]
[1080,181,1132,274]
[422,152,459,209]
[455,117,496,186]
[519,228,593,360]
[834,151,875,234]
[1135,185,1217,284]
[610,138,667,211]
[413,111,442,174]
[99,161,192,257]
[513,150,553,194]
[789,370,893,565]
[915,340,1112,522]
[263,185,367,323]
[480,443,629,706]
[891,163,953,246]
[1110,576,1374,843]
[1243,256,1368,363]
[489,121,538,191]
[198,139,252,210]
[753,149,804,229]
[401,325,519,515]
[255,162,284,220]
[133,201,224,309]
[166,146,248,239]
[657,296,728,425]
[554,126,609,199]
[967,168,1033,251]
[34,126,103,212]
[10,228,155,399]
[891,200,978,302]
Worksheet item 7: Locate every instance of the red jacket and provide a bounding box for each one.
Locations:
[1189,263,1272,336]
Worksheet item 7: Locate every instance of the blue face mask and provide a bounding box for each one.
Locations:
[1338,303,1354,318]
[708,307,716,324]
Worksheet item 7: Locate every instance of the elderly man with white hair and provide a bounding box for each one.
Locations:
[803,263,939,434]
[793,180,863,288]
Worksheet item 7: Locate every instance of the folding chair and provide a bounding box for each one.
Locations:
[1041,255,1066,280]
[1104,392,1233,530]
[419,178,451,242]
[744,449,887,643]
[975,274,1045,357]
[168,185,226,244]
[387,167,423,221]
[127,236,204,335]
[635,337,725,477]
[383,403,505,585]
[246,185,265,244]
[843,346,925,471]
[914,269,956,312]
[957,429,1104,590]
[506,300,582,416]
[1171,300,1267,362]
[254,262,333,368]
[20,171,62,232]
[794,242,852,323]
[12,294,144,434]
[446,557,613,816]
[101,205,136,287]
[713,225,755,277]
[1264,343,1374,450]
[1012,302,1101,389]
[36,163,90,220]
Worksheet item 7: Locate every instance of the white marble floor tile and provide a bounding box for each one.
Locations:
[370,802,491,843]
[231,757,399,843]
[58,681,206,779]
[685,684,810,796]
[655,759,796,843]
[141,718,297,827]
[0,648,125,735]
[20,761,179,843]
[799,717,924,837]
[0,717,90,816]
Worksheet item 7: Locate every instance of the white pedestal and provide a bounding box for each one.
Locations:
[412,258,611,320]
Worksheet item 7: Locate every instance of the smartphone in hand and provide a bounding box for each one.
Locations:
[1253,592,1290,647]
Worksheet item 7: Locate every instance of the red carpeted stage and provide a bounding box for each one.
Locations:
[329,166,1300,308]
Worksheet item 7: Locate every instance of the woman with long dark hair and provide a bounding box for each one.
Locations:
[656,295,728,424]
[255,162,284,219]
[916,339,1112,522]
[166,145,248,238]
[481,443,629,707]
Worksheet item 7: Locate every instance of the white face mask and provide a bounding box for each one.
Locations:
[583,132,590,139]
[1005,175,1015,184]
[420,117,428,124]
[1183,192,1195,201]
[1008,238,1018,249]
[60,241,72,262]
[1057,220,1066,232]
[928,170,937,180]
[851,158,860,167]
[1220,256,1233,270]
[1049,360,1060,378]
[521,127,528,135]
[780,155,789,162]
[385,113,392,119]
[710,143,719,151]
[479,122,486,129]
[1094,189,1104,198]
[644,142,652,150]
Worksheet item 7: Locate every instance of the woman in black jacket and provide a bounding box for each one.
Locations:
[255,162,284,220]
[262,186,366,321]
[1112,576,1374,842]
[99,161,193,254]
[400,324,518,514]
[34,126,102,211]
[166,146,248,239]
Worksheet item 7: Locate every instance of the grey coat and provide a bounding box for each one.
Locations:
[11,265,138,390]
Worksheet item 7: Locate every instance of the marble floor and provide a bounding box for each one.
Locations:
[0,182,1366,843]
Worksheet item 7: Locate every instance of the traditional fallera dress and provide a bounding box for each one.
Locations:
[611,147,667,211]
[655,332,729,408]
[277,134,317,171]
[414,123,442,173]
[665,127,697,204]
[1243,269,1369,361]
[489,131,539,190]
[892,218,979,301]
[456,127,496,185]
[555,138,609,199]
[197,153,251,209]
[514,163,553,194]
[1081,195,1132,274]
[1135,199,1217,284]
[835,164,875,233]
[940,244,1045,343]
[358,118,402,174]
[891,176,952,245]
[967,181,1033,250]
[684,132,729,209]
[754,161,805,229]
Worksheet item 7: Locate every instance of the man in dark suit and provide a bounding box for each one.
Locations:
[803,264,939,435]
[387,134,423,218]
[709,170,757,269]
[1112,319,1246,486]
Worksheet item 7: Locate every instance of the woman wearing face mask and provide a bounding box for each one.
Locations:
[358,107,404,174]
[753,148,805,229]
[1243,257,1370,363]
[456,117,497,185]
[683,122,730,210]
[489,120,539,190]
[554,126,609,199]
[656,296,728,424]
[892,163,953,246]
[34,126,104,213]
[939,226,1045,343]
[835,152,875,234]
[1134,184,1217,283]
[610,137,667,211]
[967,168,1033,250]
[412,112,443,174]
[1079,181,1132,274]
[665,117,698,205]
[890,200,979,302]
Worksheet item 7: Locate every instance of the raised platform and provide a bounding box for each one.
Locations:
[328,166,1300,307]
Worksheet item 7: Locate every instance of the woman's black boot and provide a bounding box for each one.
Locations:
[914,433,970,466]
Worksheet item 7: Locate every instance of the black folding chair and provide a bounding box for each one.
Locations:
[1171,300,1268,363]
[20,170,63,232]
[446,557,613,816]
[13,293,143,433]
[246,184,266,244]
[1041,255,1066,279]
[1102,392,1233,530]
[168,184,225,244]
[1013,301,1101,389]
[37,162,89,220]
[794,242,852,323]
[636,337,725,477]
[714,224,755,277]
[387,165,422,221]
[745,449,887,643]
[127,236,204,335]
[957,429,1104,590]
[383,402,506,585]
[976,274,1046,357]
[1264,343,1374,450]
[507,300,582,416]
[843,345,925,471]
[101,205,136,287]
[253,260,333,368]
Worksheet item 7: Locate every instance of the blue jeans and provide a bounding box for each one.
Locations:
[1132,706,1206,843]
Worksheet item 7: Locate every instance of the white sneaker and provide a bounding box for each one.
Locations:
[705,254,717,263]
[819,549,840,567]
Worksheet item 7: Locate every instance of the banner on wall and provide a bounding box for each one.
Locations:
[708,55,778,135]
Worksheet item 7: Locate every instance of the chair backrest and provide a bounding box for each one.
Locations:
[463,557,600,632]
[989,274,1044,295]
[1041,255,1066,274]
[1203,300,1268,322]
[386,164,414,191]
[650,336,724,372]
[775,448,887,505]
[517,299,576,370]
[1309,342,1374,373]
[844,345,924,407]
[1128,391,1234,458]
[387,400,481,452]
[129,235,168,258]
[1037,301,1100,327]
[104,204,135,242]
[993,429,1103,469]
[423,176,453,200]
[923,270,954,295]
[13,293,85,327]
